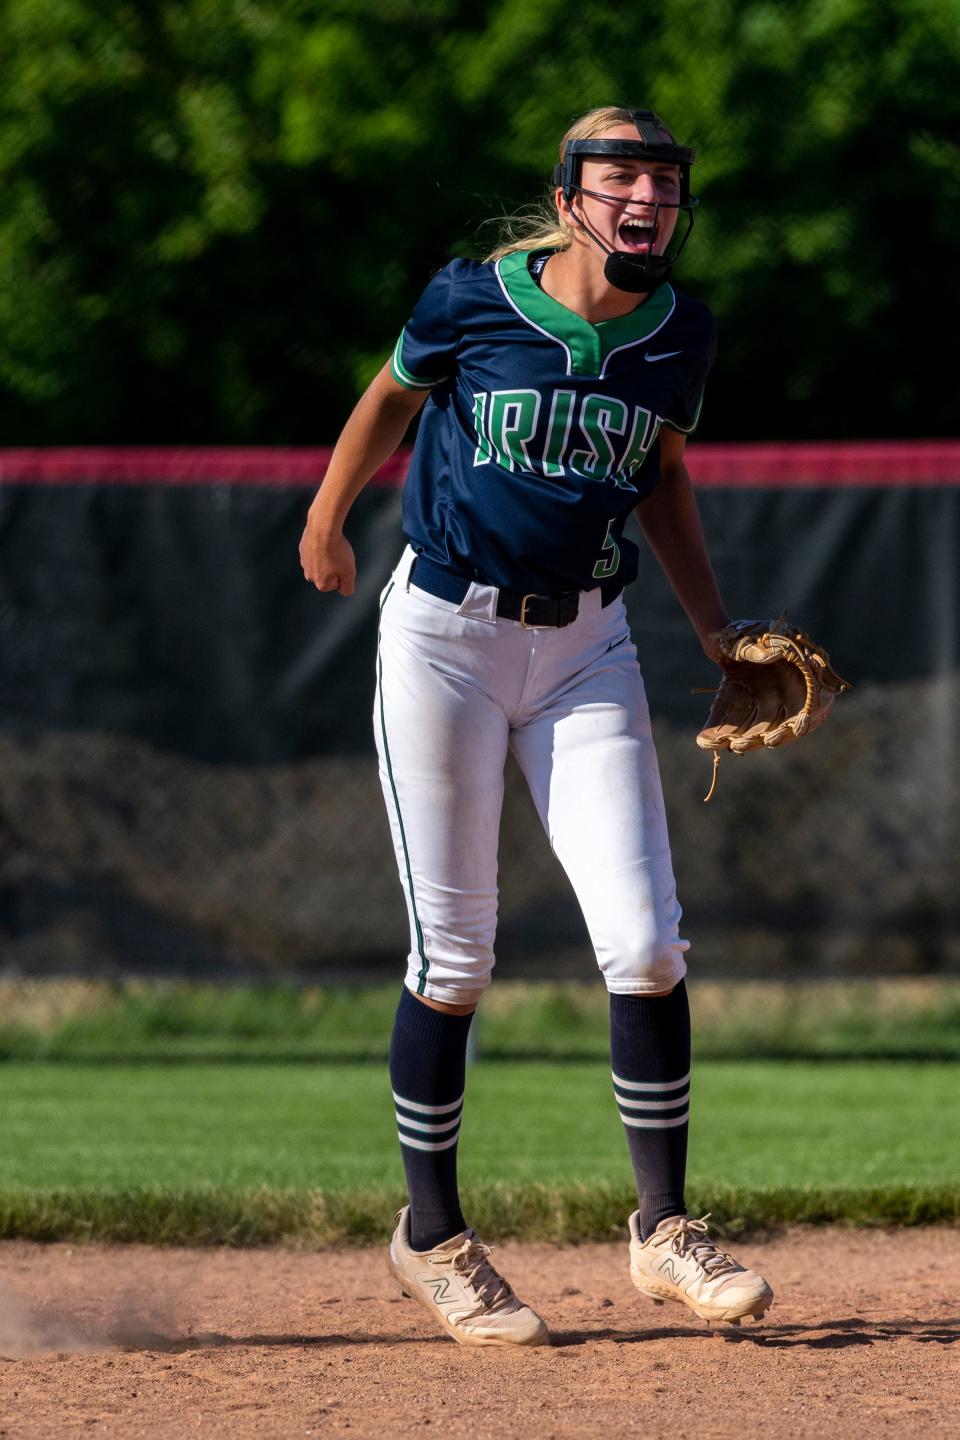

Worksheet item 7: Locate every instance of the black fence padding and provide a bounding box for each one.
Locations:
[1,479,958,980]
[0,484,394,762]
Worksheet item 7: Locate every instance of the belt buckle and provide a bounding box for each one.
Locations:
[519,593,539,629]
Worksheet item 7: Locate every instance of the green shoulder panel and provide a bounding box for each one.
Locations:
[495,250,674,378]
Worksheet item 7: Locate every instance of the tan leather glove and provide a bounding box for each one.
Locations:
[697,617,850,801]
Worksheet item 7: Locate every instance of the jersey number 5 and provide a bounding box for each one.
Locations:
[592,519,621,580]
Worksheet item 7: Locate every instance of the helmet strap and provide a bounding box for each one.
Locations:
[563,191,681,294]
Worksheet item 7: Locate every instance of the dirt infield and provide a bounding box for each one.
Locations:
[1,1230,958,1439]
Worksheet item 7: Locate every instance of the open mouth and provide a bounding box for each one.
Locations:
[617,218,656,253]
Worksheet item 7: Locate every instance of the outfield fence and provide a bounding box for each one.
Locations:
[1,443,958,1004]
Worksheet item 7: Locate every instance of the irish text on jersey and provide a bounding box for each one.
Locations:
[472,389,661,490]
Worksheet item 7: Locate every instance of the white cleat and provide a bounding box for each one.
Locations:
[628,1212,773,1325]
[388,1206,550,1347]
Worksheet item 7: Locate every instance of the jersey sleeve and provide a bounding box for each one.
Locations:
[664,308,718,435]
[390,263,459,391]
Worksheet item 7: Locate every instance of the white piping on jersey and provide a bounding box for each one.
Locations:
[494,256,679,390]
[494,259,575,376]
[598,290,677,379]
[664,387,704,435]
[392,329,450,390]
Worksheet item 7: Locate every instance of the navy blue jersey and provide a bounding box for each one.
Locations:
[390,250,716,596]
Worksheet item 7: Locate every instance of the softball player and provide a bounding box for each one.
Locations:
[300,106,772,1344]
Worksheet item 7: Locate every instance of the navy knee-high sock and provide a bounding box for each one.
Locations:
[610,982,691,1241]
[388,988,473,1252]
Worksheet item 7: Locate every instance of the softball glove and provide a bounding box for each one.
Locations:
[697,617,850,802]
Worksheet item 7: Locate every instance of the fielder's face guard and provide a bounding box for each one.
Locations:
[552,109,699,293]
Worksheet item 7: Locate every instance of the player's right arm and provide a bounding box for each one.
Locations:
[299,362,429,596]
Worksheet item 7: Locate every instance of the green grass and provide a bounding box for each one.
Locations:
[2,979,958,1061]
[0,1059,956,1242]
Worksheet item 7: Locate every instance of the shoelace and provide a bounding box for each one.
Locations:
[665,1214,742,1279]
[433,1238,515,1311]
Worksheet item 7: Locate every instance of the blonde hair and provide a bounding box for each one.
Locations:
[485,106,676,263]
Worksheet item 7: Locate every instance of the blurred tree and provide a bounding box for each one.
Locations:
[0,0,956,442]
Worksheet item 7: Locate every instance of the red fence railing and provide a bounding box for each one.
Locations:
[0,441,958,489]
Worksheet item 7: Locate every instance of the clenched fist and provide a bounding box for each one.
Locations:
[299,515,357,596]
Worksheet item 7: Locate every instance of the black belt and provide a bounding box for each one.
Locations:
[409,555,620,629]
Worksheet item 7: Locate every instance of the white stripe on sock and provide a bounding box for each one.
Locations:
[616,1091,689,1112]
[612,1069,691,1093]
[397,1129,462,1152]
[620,1110,689,1130]
[392,1090,465,1116]
[394,1112,461,1135]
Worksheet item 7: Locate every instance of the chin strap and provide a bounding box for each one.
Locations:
[604,250,672,294]
[564,189,687,294]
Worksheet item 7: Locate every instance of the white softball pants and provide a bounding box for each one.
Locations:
[374,548,689,1004]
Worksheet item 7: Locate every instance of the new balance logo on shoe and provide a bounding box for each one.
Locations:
[388,1207,549,1347]
[422,1277,454,1305]
[628,1211,773,1326]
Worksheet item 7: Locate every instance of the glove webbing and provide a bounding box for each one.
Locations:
[694,629,849,804]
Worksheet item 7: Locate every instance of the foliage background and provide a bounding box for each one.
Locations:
[1,0,958,445]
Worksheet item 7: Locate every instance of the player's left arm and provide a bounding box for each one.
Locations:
[634,426,729,664]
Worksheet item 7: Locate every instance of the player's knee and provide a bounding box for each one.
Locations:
[405,942,495,1008]
[407,988,482,1015]
[597,932,688,994]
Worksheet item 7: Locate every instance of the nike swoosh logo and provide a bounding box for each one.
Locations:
[644,350,682,362]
